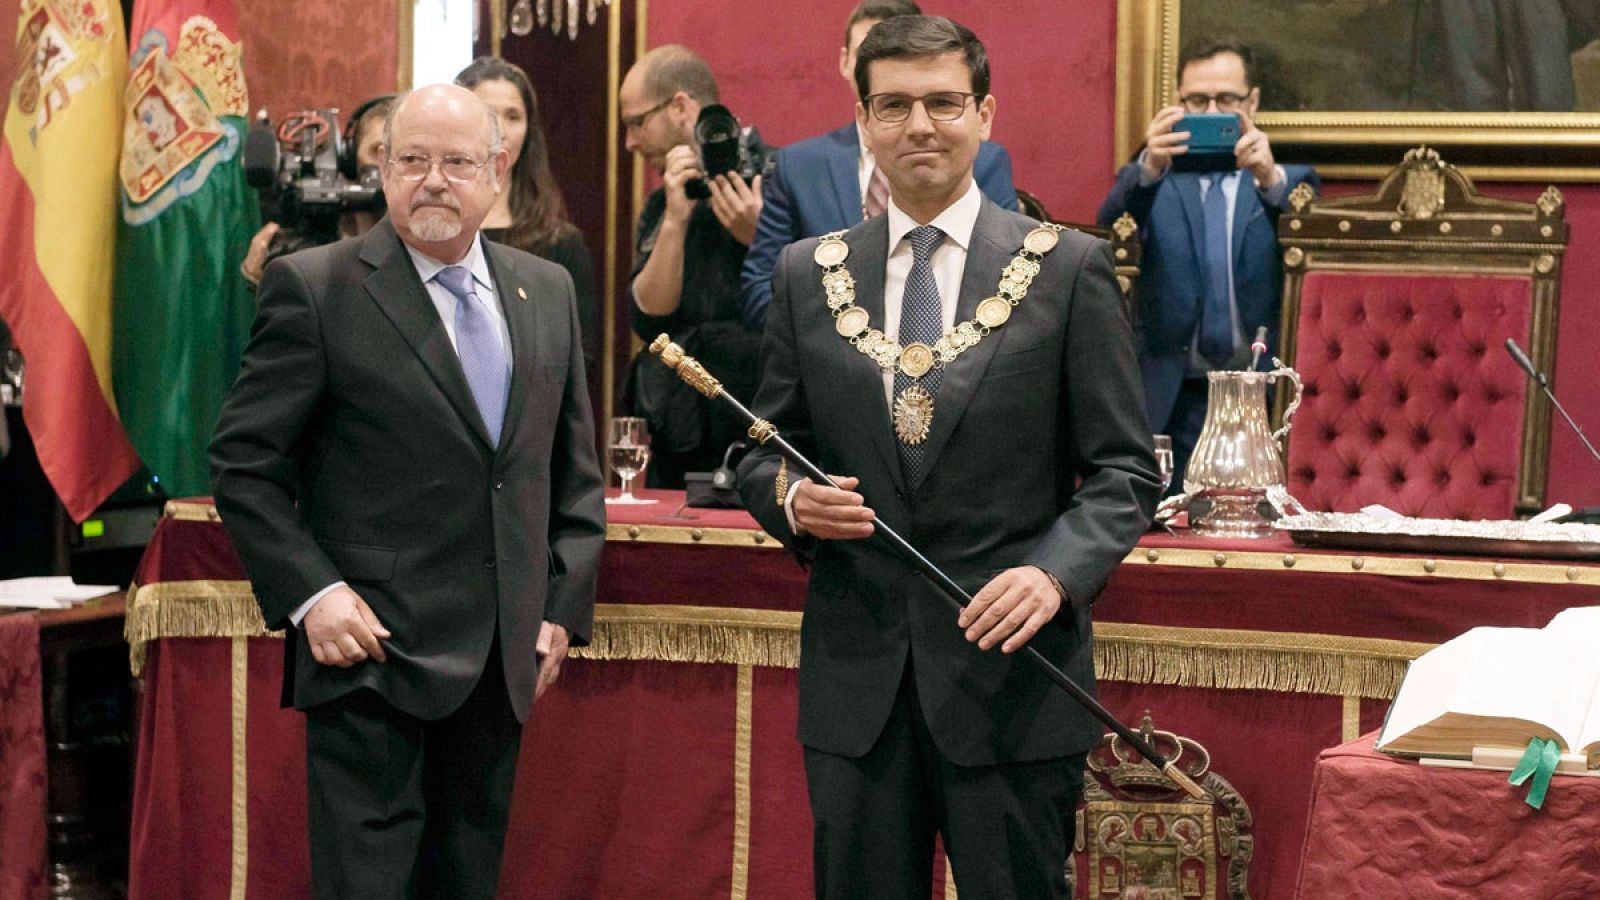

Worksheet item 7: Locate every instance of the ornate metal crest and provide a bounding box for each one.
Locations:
[1069,713,1255,899]
[1288,182,1315,215]
[1112,211,1138,242]
[9,0,116,131]
[119,17,247,214]
[1536,186,1564,219]
[1397,147,1447,219]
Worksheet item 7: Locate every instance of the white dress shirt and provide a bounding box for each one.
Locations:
[786,179,984,530]
[291,233,508,626]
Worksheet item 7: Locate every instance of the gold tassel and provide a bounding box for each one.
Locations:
[124,580,277,677]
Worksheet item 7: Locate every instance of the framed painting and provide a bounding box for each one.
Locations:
[1115,0,1600,181]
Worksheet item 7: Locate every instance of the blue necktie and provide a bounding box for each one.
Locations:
[435,265,509,446]
[894,225,945,482]
[1200,174,1235,366]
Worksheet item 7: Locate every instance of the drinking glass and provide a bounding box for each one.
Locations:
[1153,434,1175,495]
[606,416,656,505]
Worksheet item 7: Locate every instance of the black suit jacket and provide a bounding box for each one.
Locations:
[210,219,606,722]
[737,201,1160,766]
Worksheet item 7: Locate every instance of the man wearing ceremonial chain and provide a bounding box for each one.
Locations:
[736,15,1161,898]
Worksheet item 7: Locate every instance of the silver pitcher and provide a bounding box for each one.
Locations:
[1185,359,1304,538]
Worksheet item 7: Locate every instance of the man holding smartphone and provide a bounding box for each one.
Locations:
[1098,38,1318,493]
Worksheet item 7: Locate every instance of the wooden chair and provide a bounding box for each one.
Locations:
[1017,189,1143,319]
[1275,147,1567,518]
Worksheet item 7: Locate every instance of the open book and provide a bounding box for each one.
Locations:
[1378,607,1600,768]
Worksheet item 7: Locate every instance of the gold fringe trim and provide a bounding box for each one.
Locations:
[572,604,802,668]
[1093,623,1433,699]
[572,605,1434,699]
[124,579,276,677]
[119,590,1433,699]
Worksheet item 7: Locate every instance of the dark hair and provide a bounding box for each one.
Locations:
[843,0,922,49]
[1177,37,1257,90]
[638,45,720,106]
[455,56,575,253]
[853,15,989,102]
[349,95,395,141]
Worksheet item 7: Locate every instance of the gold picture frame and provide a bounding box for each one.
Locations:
[1115,0,1600,182]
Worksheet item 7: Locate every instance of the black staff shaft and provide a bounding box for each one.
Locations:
[649,336,1204,799]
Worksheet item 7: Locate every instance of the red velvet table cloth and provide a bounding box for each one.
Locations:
[1294,732,1600,898]
[0,613,46,900]
[124,495,1600,899]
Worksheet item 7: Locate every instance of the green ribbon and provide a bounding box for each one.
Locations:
[1507,737,1562,809]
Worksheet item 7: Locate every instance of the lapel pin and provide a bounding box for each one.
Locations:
[516,287,528,301]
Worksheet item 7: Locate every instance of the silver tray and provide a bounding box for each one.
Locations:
[1276,511,1600,561]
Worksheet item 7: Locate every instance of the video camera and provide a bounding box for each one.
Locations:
[243,107,385,253]
[685,104,774,200]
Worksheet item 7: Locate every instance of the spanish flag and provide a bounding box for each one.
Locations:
[0,1,141,521]
[113,0,258,499]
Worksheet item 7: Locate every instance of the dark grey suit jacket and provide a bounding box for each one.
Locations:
[210,218,606,723]
[737,200,1160,766]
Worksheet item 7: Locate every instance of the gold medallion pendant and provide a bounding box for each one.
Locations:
[814,238,850,268]
[976,296,1012,328]
[898,342,935,378]
[893,384,935,445]
[835,306,870,337]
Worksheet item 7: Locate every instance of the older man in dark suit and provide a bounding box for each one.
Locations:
[209,84,605,900]
[736,17,1160,899]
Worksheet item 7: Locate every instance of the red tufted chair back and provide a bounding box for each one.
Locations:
[1277,148,1567,519]
[1287,272,1533,518]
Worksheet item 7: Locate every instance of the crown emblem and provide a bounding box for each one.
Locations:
[1087,712,1211,796]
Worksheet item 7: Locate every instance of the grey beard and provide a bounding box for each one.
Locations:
[408,212,462,243]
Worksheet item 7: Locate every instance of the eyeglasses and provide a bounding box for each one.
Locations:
[387,153,491,183]
[864,92,976,124]
[621,99,670,132]
[1179,92,1248,112]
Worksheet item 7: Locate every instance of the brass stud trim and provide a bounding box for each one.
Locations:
[1213,553,1228,567]
[1283,554,1296,568]
[1493,564,1506,578]
[1423,559,1438,574]
[1146,549,1161,563]
[1352,557,1366,570]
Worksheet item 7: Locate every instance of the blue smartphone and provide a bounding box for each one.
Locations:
[1170,112,1241,173]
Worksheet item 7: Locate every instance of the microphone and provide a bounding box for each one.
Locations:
[1248,326,1268,371]
[1504,337,1547,388]
[1504,338,1600,470]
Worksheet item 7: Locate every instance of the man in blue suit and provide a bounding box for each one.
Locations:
[1098,38,1317,492]
[738,0,1018,332]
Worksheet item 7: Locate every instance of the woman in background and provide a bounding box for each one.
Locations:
[456,56,600,380]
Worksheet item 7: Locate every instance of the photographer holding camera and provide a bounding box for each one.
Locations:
[1096,38,1317,495]
[239,95,394,285]
[622,45,774,488]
